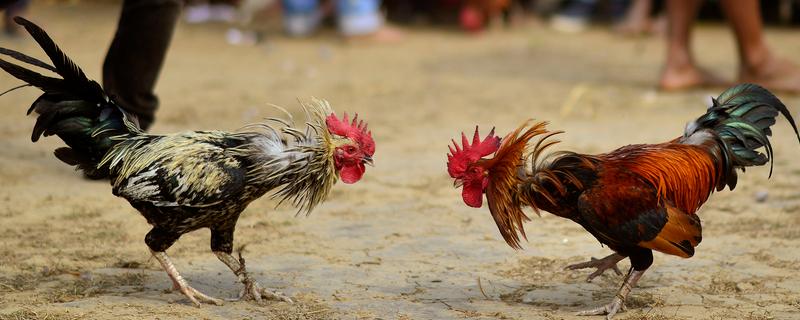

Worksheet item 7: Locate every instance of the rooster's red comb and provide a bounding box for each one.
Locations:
[326,112,375,156]
[447,126,501,178]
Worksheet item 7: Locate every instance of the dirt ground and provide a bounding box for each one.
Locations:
[1,2,799,320]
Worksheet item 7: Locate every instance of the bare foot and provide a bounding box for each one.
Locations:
[615,14,667,37]
[659,64,728,91]
[614,20,649,37]
[345,25,404,44]
[739,55,800,94]
[614,11,652,36]
[650,15,667,37]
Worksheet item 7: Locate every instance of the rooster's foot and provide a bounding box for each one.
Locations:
[565,253,625,282]
[235,279,294,304]
[151,249,224,307]
[214,251,294,305]
[576,298,626,319]
[578,268,646,320]
[178,283,225,307]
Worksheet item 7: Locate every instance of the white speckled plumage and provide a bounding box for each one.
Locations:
[4,18,369,306]
[100,99,340,216]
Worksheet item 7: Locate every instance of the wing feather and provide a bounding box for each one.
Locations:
[107,133,247,208]
[577,167,702,258]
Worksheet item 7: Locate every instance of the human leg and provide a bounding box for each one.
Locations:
[658,0,725,90]
[103,0,182,130]
[720,0,800,93]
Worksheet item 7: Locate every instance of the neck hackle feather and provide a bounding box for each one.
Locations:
[242,98,341,215]
[483,120,555,249]
[607,144,720,215]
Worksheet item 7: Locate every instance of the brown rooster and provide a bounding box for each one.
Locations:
[1,18,374,306]
[447,84,799,318]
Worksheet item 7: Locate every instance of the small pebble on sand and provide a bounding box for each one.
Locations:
[754,190,768,203]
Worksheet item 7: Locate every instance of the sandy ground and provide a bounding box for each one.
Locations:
[1,3,800,320]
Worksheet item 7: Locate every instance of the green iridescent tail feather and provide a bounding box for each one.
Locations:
[0,17,139,178]
[693,83,800,189]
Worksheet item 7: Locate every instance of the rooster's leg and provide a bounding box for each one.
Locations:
[565,253,625,282]
[576,267,645,319]
[214,251,294,304]
[150,249,224,307]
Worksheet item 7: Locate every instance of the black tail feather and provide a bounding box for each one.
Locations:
[715,83,800,142]
[53,147,80,166]
[690,83,799,190]
[12,17,105,103]
[0,47,58,73]
[0,83,31,97]
[0,17,136,178]
[32,100,95,137]
[0,58,65,93]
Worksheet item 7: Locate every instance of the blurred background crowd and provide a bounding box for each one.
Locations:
[1,0,800,129]
[4,0,800,42]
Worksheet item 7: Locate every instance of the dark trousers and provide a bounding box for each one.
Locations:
[2,0,29,34]
[103,0,182,131]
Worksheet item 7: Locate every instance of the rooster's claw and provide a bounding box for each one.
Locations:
[565,253,625,282]
[576,298,626,319]
[236,279,294,304]
[180,285,225,307]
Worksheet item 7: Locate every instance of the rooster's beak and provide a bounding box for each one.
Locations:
[453,179,464,188]
[362,156,374,167]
